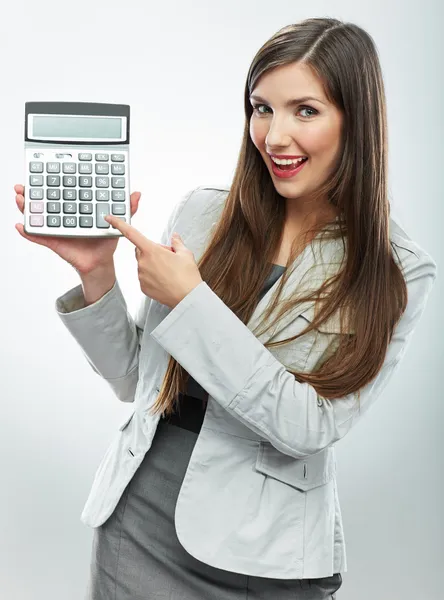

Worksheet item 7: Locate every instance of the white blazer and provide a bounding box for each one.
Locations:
[55,185,437,579]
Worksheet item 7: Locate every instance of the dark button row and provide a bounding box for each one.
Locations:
[29,188,126,201]
[29,202,126,215]
[29,162,125,175]
[29,175,126,188]
[29,215,127,228]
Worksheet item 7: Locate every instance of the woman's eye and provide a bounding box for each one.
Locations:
[251,104,318,119]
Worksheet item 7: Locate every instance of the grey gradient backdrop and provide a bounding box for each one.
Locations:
[1,1,442,598]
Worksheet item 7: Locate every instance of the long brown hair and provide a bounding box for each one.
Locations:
[149,17,407,418]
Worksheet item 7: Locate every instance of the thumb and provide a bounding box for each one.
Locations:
[171,232,183,244]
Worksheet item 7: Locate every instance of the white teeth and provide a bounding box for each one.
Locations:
[271,156,307,165]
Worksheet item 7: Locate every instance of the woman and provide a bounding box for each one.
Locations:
[15,17,436,600]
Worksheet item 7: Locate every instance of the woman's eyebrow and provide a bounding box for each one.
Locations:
[249,94,326,106]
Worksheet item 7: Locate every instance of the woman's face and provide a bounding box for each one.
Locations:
[249,61,343,219]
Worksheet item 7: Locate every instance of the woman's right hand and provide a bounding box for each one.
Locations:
[14,184,142,275]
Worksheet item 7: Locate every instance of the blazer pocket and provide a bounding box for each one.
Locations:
[118,410,135,431]
[254,441,336,491]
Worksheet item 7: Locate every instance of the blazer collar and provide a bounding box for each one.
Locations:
[196,193,352,344]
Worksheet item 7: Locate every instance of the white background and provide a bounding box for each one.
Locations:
[1,1,442,598]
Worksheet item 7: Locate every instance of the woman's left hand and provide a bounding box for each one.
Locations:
[104,213,203,309]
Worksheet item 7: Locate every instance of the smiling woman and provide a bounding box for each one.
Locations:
[49,15,436,600]
[248,61,344,227]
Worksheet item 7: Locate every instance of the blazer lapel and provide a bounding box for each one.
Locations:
[191,191,350,349]
[247,228,350,343]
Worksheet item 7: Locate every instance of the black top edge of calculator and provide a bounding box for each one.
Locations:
[24,102,130,145]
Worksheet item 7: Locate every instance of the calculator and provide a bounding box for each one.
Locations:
[24,101,131,237]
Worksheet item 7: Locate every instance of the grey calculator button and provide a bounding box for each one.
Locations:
[79,176,93,187]
[30,161,44,173]
[30,215,44,226]
[63,189,77,200]
[79,163,93,174]
[47,189,61,200]
[96,176,109,188]
[111,164,125,175]
[78,153,92,161]
[95,163,109,175]
[96,203,110,227]
[95,153,109,161]
[63,162,76,174]
[96,189,109,201]
[111,154,125,162]
[112,204,126,215]
[63,176,77,187]
[30,175,43,186]
[47,215,61,227]
[47,175,61,187]
[111,177,125,188]
[63,216,77,227]
[79,216,93,228]
[79,189,93,200]
[30,201,44,212]
[79,203,93,214]
[47,162,61,173]
[63,203,77,214]
[111,190,125,201]
[47,202,61,213]
[30,189,44,200]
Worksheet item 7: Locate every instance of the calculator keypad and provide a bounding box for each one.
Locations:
[26,150,129,234]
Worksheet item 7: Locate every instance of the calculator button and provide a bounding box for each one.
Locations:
[111,177,125,188]
[47,215,61,227]
[79,190,93,201]
[47,202,61,213]
[63,189,77,200]
[29,161,44,173]
[62,162,77,174]
[47,162,61,173]
[79,176,93,187]
[79,163,93,174]
[95,164,109,175]
[96,176,109,188]
[30,189,44,200]
[78,153,92,161]
[30,215,44,226]
[112,204,126,215]
[79,216,93,228]
[96,203,110,227]
[79,203,93,214]
[96,190,109,201]
[95,153,109,161]
[63,176,77,187]
[47,189,61,200]
[63,203,77,214]
[112,190,125,201]
[30,201,44,213]
[63,216,77,227]
[111,154,125,162]
[30,175,43,186]
[47,175,61,187]
[111,164,125,175]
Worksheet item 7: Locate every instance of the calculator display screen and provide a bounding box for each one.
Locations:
[28,114,126,142]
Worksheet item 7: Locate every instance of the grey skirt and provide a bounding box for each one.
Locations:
[85,418,343,599]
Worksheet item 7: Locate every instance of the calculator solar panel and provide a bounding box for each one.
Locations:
[24,102,131,238]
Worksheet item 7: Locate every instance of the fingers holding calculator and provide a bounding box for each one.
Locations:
[15,182,142,275]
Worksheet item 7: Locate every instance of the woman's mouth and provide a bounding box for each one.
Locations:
[270,156,308,179]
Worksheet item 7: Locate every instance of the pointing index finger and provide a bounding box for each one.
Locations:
[105,214,149,250]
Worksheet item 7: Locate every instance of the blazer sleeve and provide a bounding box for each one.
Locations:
[150,245,437,458]
[54,188,195,403]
